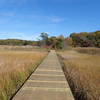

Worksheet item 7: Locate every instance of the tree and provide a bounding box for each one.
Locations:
[40,32,48,47]
[94,31,100,47]
[39,33,65,49]
[48,35,65,49]
[65,37,73,46]
[70,31,100,47]
[48,36,57,49]
[57,35,66,49]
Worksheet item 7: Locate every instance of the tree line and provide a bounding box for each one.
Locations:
[0,31,99,48]
[70,31,100,47]
[39,31,100,49]
[0,39,37,46]
[38,32,67,49]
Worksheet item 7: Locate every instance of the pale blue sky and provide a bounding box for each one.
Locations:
[0,0,100,40]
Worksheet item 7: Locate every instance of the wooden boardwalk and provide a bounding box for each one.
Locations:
[12,50,74,100]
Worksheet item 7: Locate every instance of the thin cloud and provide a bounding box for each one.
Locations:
[0,32,36,40]
[49,16,65,23]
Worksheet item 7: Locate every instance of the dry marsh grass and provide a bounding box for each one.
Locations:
[58,49,100,100]
[0,45,47,52]
[74,47,100,55]
[0,50,47,100]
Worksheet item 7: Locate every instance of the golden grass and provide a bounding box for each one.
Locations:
[74,47,100,55]
[58,50,100,100]
[0,45,47,51]
[0,50,47,100]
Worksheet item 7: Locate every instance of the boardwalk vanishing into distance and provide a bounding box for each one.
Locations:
[12,50,74,100]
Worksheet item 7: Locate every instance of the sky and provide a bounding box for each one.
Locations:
[0,0,100,40]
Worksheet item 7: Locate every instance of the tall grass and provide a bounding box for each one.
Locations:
[0,50,47,100]
[74,47,100,55]
[0,45,47,51]
[58,49,100,100]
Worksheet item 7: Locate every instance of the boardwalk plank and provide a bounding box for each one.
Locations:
[12,50,74,100]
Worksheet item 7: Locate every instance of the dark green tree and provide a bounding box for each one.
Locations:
[40,32,49,47]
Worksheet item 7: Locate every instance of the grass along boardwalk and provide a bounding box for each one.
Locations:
[12,50,74,100]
